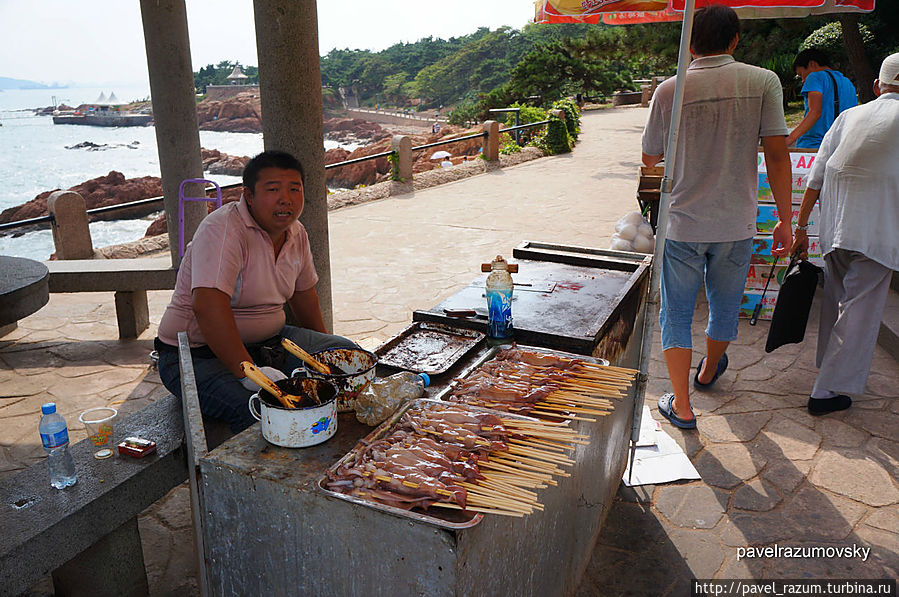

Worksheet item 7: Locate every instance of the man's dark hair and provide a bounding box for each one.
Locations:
[242,150,305,189]
[793,48,832,70]
[691,5,740,56]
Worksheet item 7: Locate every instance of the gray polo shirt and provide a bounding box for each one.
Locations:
[642,55,787,242]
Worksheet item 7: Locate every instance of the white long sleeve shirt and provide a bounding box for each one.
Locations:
[807,92,899,270]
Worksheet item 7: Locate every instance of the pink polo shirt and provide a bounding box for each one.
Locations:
[157,198,319,347]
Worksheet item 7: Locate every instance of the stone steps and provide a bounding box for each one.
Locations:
[877,272,899,362]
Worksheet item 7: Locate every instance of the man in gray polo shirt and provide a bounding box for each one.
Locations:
[642,5,793,429]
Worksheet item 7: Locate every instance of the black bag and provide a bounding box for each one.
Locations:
[764,256,823,353]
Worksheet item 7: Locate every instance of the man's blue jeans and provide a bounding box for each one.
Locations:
[158,326,357,433]
[659,238,752,351]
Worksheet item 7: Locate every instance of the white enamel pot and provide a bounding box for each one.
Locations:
[299,347,378,413]
[248,377,338,448]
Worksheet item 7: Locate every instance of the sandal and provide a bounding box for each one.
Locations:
[657,392,696,429]
[693,353,728,389]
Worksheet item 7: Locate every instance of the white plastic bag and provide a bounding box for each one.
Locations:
[609,211,655,253]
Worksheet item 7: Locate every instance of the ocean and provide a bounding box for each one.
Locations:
[0,86,353,260]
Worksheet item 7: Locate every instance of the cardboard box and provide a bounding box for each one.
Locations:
[745,263,788,291]
[739,289,778,320]
[757,172,808,204]
[756,204,820,235]
[750,234,825,267]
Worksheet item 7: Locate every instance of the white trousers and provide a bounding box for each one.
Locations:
[813,249,894,396]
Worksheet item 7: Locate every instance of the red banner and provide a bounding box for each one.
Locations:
[535,0,669,23]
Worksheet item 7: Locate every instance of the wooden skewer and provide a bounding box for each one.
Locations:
[507,445,575,465]
[432,502,524,517]
[280,337,331,375]
[530,410,597,422]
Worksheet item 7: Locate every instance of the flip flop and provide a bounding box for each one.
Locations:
[657,392,696,429]
[693,353,728,389]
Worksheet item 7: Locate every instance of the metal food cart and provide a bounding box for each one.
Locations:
[185,243,651,596]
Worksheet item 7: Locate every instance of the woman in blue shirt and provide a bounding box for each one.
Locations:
[786,49,858,149]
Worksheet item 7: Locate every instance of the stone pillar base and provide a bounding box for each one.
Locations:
[115,290,150,339]
[52,517,149,597]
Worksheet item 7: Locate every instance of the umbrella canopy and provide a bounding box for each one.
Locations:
[430,150,452,160]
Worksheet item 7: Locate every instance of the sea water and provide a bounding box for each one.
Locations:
[0,87,355,260]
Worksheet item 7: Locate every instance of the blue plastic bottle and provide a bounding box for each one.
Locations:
[39,403,77,489]
[486,255,514,345]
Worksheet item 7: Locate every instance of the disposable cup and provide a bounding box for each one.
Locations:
[78,407,118,459]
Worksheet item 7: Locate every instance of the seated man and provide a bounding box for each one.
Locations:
[155,150,357,432]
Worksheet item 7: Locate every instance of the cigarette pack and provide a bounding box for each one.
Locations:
[117,437,157,458]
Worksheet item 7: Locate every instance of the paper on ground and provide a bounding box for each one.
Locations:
[623,406,701,487]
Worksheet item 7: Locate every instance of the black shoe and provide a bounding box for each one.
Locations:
[807,395,852,416]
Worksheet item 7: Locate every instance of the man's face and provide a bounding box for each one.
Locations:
[245,167,304,238]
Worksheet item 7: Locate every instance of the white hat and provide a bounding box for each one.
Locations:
[880,52,899,86]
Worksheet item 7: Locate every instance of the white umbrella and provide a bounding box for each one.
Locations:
[430,150,452,160]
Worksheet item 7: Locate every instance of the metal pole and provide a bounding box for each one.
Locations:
[628,0,696,483]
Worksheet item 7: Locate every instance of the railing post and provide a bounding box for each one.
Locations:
[483,121,500,162]
[47,191,93,259]
[391,135,413,182]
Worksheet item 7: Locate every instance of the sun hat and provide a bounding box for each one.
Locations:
[879,52,899,86]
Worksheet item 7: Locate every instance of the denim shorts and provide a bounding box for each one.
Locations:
[659,238,752,350]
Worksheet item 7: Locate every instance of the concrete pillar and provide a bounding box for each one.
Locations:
[253,0,333,329]
[52,516,149,597]
[115,290,150,339]
[483,120,499,162]
[47,191,93,259]
[140,0,205,268]
[391,135,413,182]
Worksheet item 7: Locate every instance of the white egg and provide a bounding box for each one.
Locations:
[611,237,634,252]
[618,224,638,241]
[638,223,654,238]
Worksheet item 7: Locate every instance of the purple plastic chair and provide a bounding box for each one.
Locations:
[178,178,222,257]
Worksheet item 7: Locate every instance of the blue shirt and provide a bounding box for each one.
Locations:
[797,69,857,149]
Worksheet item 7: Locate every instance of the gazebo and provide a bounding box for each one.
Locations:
[226,65,249,85]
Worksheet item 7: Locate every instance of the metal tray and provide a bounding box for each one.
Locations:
[432,344,609,403]
[374,321,485,376]
[315,398,539,530]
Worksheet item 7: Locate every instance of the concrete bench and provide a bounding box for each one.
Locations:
[44,256,178,338]
[0,393,188,597]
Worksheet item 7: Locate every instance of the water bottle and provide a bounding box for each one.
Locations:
[354,372,431,426]
[39,403,77,489]
[485,255,514,344]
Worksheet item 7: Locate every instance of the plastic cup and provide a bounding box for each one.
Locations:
[78,407,118,459]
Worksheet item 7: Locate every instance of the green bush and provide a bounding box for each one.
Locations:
[800,21,874,54]
[498,132,521,155]
[544,115,571,155]
[552,97,580,140]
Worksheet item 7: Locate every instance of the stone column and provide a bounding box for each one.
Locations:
[391,136,413,182]
[483,121,500,162]
[47,191,93,259]
[140,0,205,268]
[253,0,333,329]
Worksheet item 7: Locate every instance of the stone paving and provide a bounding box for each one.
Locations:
[2,106,896,596]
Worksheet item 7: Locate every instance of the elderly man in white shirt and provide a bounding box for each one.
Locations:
[792,52,899,416]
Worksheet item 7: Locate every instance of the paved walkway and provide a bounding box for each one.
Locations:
[2,107,896,596]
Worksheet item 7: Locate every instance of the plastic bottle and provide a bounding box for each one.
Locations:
[485,255,514,344]
[354,372,431,426]
[39,403,78,489]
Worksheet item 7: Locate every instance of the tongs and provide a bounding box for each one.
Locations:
[239,361,319,407]
[280,338,332,375]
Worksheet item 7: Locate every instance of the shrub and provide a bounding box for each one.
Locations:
[552,97,581,140]
[544,115,571,155]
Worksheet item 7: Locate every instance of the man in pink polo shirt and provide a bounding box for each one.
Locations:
[155,150,356,432]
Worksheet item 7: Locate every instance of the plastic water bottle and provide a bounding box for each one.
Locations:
[354,372,431,426]
[486,255,514,344]
[39,403,77,489]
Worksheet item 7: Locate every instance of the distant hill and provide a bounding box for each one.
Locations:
[0,77,68,90]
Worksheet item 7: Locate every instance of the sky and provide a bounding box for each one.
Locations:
[1,0,536,87]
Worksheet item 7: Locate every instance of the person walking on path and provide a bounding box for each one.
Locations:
[641,5,793,429]
[786,49,858,150]
[791,53,899,416]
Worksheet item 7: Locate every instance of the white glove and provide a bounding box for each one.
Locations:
[240,366,288,392]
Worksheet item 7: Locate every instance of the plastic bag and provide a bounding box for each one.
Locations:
[609,211,654,253]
